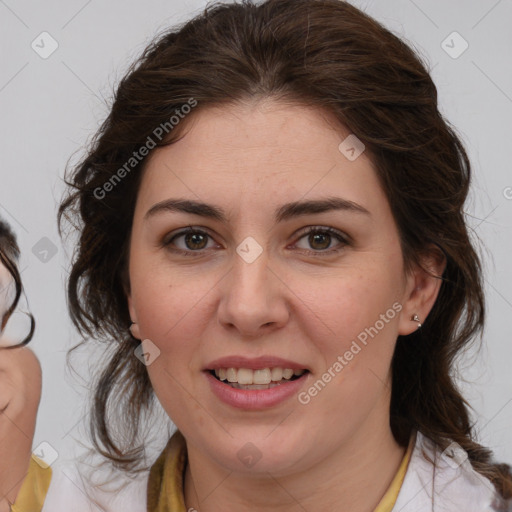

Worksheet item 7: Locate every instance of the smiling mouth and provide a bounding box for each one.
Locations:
[209,367,309,390]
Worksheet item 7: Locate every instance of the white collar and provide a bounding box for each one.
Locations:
[393,431,505,511]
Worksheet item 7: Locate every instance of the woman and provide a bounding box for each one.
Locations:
[0,219,41,512]
[14,0,512,510]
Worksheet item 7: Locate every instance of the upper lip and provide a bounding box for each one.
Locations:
[205,356,309,371]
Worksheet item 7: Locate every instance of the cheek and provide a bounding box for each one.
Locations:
[295,265,402,349]
[130,250,216,343]
[131,270,212,420]
[297,266,401,406]
[292,265,402,413]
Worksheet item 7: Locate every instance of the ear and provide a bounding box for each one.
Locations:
[398,245,447,336]
[122,261,142,340]
[127,294,141,340]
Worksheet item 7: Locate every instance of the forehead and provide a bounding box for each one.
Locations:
[137,100,387,218]
[150,100,354,170]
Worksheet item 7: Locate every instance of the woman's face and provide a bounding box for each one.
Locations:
[128,100,432,475]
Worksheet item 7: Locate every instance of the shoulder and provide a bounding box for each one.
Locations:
[40,458,149,512]
[393,431,507,511]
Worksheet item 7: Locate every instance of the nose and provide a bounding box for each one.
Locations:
[216,248,290,338]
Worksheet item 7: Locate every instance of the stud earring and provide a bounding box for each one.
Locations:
[411,314,422,329]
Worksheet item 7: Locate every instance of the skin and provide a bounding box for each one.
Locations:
[128,99,445,512]
[0,259,41,509]
[0,346,42,511]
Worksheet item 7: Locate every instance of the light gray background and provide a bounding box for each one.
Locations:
[1,0,511,467]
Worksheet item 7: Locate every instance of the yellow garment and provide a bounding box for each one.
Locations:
[11,455,52,512]
[147,430,415,512]
[374,431,415,512]
[147,430,188,511]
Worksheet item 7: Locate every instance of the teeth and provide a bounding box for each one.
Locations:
[237,368,253,385]
[283,369,294,379]
[228,382,283,390]
[271,367,283,381]
[213,367,306,385]
[253,368,271,385]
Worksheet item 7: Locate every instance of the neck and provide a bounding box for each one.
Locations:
[184,402,407,512]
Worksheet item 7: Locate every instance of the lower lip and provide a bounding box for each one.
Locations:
[205,371,308,410]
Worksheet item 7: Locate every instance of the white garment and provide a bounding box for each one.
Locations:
[393,432,508,511]
[42,431,508,511]
[42,460,148,512]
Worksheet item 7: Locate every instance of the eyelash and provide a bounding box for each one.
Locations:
[162,225,349,256]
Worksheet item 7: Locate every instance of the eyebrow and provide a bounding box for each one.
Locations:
[145,197,370,223]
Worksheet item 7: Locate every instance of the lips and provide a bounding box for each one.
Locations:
[204,355,310,409]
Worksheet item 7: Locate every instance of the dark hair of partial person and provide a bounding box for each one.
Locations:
[58,0,512,500]
[0,219,35,348]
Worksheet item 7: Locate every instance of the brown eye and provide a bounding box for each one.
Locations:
[308,232,331,250]
[163,227,217,254]
[183,232,208,250]
[294,227,348,253]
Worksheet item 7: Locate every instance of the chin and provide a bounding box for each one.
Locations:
[201,427,312,474]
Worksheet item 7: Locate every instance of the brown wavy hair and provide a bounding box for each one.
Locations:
[58,0,512,500]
